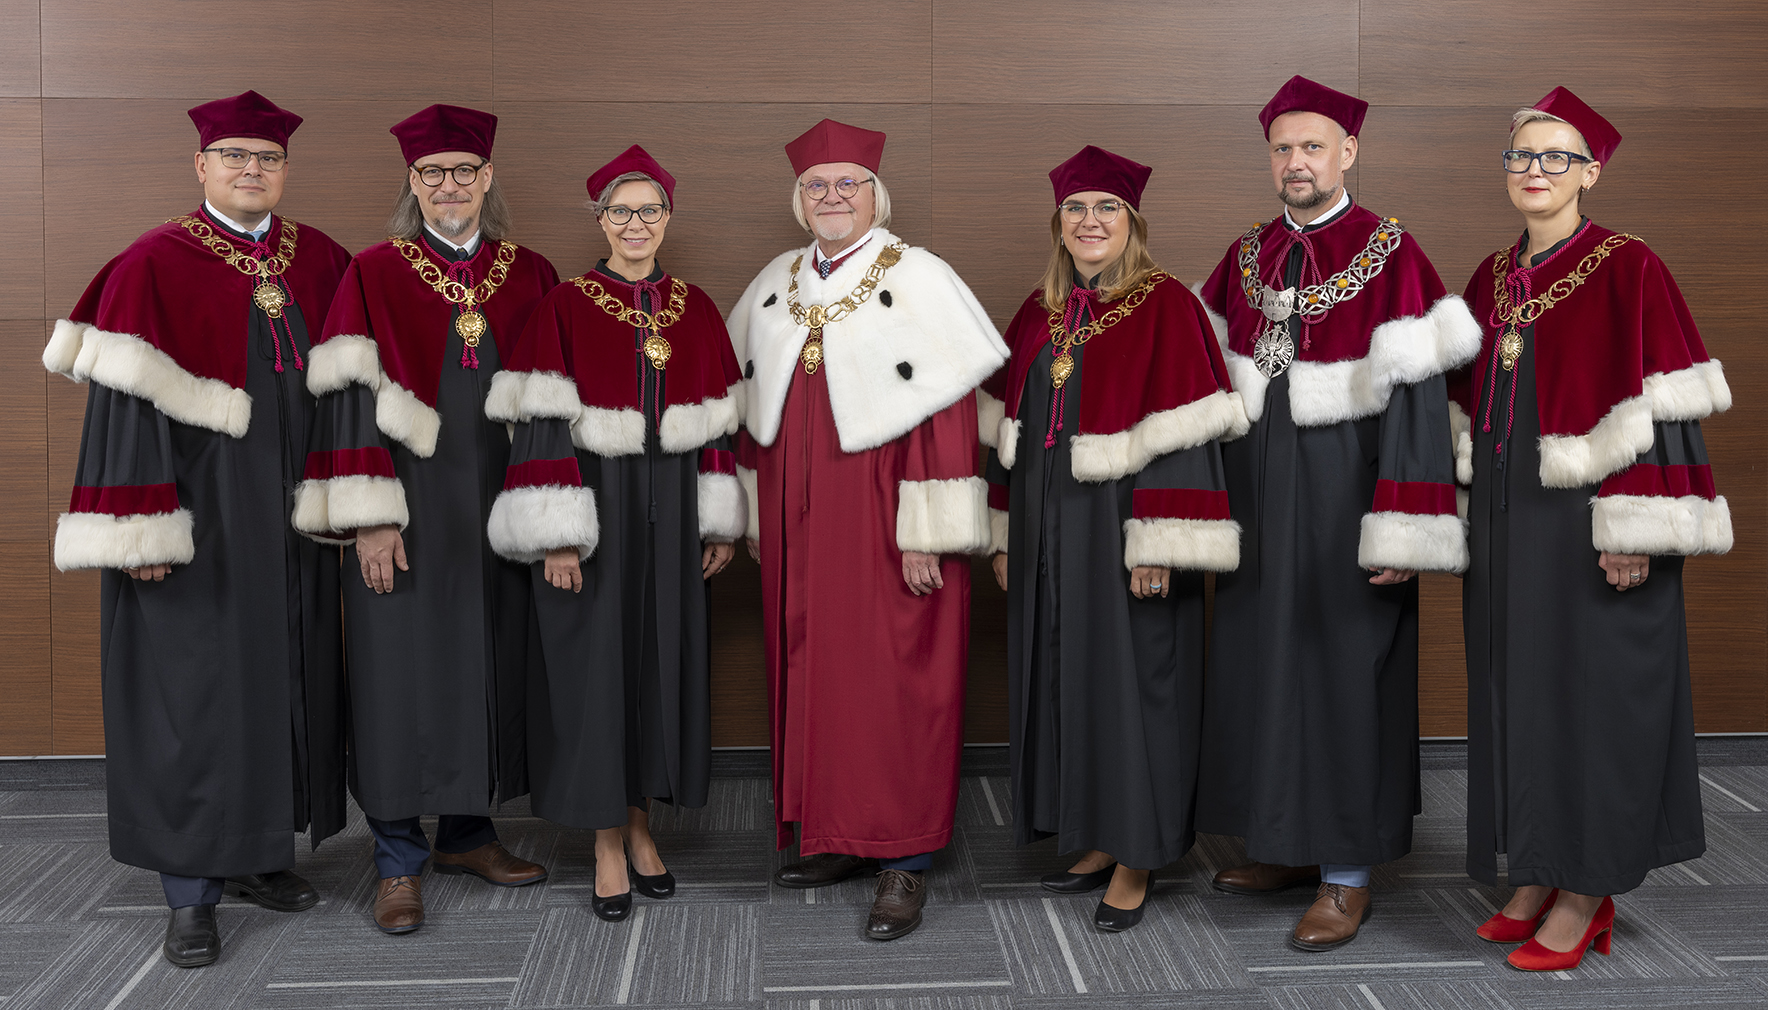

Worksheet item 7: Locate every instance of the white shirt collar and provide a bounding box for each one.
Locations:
[204,200,271,239]
[424,222,481,255]
[1283,189,1352,231]
[814,227,876,268]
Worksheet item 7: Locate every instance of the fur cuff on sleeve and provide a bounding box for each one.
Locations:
[307,335,441,458]
[571,406,647,456]
[978,390,1006,449]
[46,321,252,437]
[1449,400,1473,486]
[486,484,599,563]
[739,466,760,542]
[988,508,1009,556]
[698,471,747,543]
[292,475,410,537]
[1646,359,1731,421]
[896,476,991,554]
[1121,516,1241,572]
[1591,494,1733,556]
[661,394,741,454]
[54,509,195,571]
[1357,511,1469,573]
[1069,389,1249,483]
[1538,395,1653,489]
[996,417,1025,469]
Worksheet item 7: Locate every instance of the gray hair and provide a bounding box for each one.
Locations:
[1509,108,1594,159]
[588,172,671,214]
[790,170,892,233]
[387,173,513,242]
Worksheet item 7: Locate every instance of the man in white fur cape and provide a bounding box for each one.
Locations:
[728,118,1007,941]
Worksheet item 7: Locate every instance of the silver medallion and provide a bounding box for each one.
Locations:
[1259,285,1296,323]
[1252,322,1296,378]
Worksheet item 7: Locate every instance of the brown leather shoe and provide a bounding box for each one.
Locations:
[864,869,926,941]
[373,875,424,934]
[431,841,548,887]
[773,852,875,889]
[1213,861,1321,895]
[1291,883,1371,951]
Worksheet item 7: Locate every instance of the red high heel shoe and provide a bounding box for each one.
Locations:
[1507,896,1615,972]
[1477,889,1558,942]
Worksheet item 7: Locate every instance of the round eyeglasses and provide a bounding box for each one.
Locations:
[602,204,667,225]
[203,147,287,172]
[800,177,872,201]
[1060,200,1125,225]
[414,161,487,187]
[1502,150,1591,175]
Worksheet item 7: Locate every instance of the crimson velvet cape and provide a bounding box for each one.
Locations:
[728,231,1008,857]
[1450,220,1730,894]
[45,207,351,877]
[484,263,744,829]
[1194,201,1479,867]
[980,275,1246,870]
[294,232,558,820]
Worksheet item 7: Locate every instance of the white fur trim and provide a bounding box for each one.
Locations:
[1456,487,1469,520]
[895,476,991,554]
[1646,359,1731,421]
[978,390,1005,448]
[291,474,410,536]
[1069,389,1248,483]
[1449,400,1473,486]
[1590,493,1733,556]
[1121,517,1241,572]
[54,508,195,571]
[1357,511,1469,574]
[374,379,441,458]
[571,405,646,456]
[306,335,441,458]
[486,370,583,424]
[988,507,1009,556]
[483,370,525,422]
[697,471,747,543]
[997,417,1023,469]
[486,484,599,563]
[1537,394,1653,489]
[1286,295,1482,427]
[46,322,252,437]
[660,393,740,454]
[738,465,759,542]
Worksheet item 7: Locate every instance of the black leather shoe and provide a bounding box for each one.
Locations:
[773,852,875,889]
[163,904,220,968]
[864,869,926,941]
[1041,862,1117,894]
[592,888,633,922]
[630,866,676,899]
[223,870,320,912]
[1093,871,1154,933]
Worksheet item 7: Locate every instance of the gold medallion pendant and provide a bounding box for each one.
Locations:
[1498,328,1524,371]
[801,329,824,374]
[456,309,488,345]
[253,282,287,318]
[643,334,673,370]
[1050,353,1074,388]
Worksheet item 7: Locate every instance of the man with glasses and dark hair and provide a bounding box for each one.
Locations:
[727,118,1007,940]
[1191,75,1480,952]
[294,103,558,935]
[43,90,352,968]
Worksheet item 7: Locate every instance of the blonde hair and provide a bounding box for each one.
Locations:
[1038,204,1158,313]
[789,171,892,233]
[1509,108,1593,159]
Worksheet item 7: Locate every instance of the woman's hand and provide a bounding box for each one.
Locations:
[991,553,1009,592]
[1599,551,1650,591]
[903,551,944,595]
[1130,566,1170,599]
[356,524,408,594]
[544,546,583,593]
[123,564,172,582]
[702,541,735,580]
[1368,568,1417,585]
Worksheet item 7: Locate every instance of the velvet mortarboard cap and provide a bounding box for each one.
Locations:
[586,145,677,205]
[1529,86,1621,166]
[187,91,303,149]
[785,118,887,177]
[1259,75,1369,139]
[390,104,498,164]
[1049,146,1154,210]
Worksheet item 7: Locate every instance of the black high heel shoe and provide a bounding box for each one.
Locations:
[1093,870,1154,932]
[592,885,633,922]
[1041,862,1118,894]
[630,864,676,899]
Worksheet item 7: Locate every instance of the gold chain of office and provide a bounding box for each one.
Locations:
[786,242,907,374]
[571,275,689,370]
[1237,217,1406,378]
[1044,271,1169,389]
[170,214,299,319]
[389,237,519,345]
[1490,232,1636,372]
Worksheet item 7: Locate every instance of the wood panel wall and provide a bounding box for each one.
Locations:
[3,0,1762,754]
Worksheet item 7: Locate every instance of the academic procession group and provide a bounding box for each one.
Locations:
[45,74,1732,975]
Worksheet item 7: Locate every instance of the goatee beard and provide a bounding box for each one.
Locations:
[1279,181,1338,211]
[431,210,475,238]
[814,216,854,243]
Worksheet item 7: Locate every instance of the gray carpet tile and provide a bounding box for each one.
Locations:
[0,922,85,1000]
[768,999,1015,1010]
[546,828,775,905]
[1699,738,1768,767]
[987,890,1250,995]
[4,917,168,1009]
[0,758,105,790]
[0,842,130,921]
[1204,888,1492,982]
[759,902,1011,995]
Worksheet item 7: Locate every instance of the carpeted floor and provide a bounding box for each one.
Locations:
[4,741,1768,1009]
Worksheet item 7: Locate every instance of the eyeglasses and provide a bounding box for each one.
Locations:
[413,161,487,187]
[1502,150,1592,175]
[1059,200,1126,224]
[800,177,872,201]
[203,147,287,172]
[602,204,667,225]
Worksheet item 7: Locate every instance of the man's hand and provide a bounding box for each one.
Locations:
[991,553,1009,592]
[356,524,408,594]
[903,551,944,596]
[702,541,735,580]
[1130,565,1170,599]
[123,563,172,582]
[1599,551,1650,591]
[1368,568,1417,585]
[544,546,583,593]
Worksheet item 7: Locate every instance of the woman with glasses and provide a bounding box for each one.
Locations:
[487,145,746,922]
[980,146,1245,932]
[1450,88,1731,971]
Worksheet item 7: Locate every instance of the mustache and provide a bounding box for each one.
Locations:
[1283,172,1316,183]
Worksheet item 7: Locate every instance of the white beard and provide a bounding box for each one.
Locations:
[814,214,855,243]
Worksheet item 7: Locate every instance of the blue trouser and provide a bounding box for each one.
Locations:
[366,814,497,879]
[879,852,933,872]
[160,874,224,909]
[1321,863,1372,888]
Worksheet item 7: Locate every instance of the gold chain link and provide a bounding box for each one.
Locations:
[1492,232,1637,329]
[170,214,298,277]
[787,242,907,329]
[570,275,689,331]
[390,237,519,308]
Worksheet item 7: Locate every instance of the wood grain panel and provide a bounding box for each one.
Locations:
[0,321,48,543]
[709,552,767,748]
[933,0,1358,105]
[45,371,100,753]
[495,0,933,105]
[1360,0,1768,109]
[0,100,45,319]
[39,0,494,102]
[1418,573,1467,738]
[0,538,52,754]
[0,0,39,98]
[965,555,1008,743]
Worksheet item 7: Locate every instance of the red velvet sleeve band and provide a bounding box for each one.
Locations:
[699,447,737,476]
[504,457,583,491]
[988,482,1010,512]
[303,446,396,481]
[68,482,179,517]
[1371,478,1458,516]
[1131,488,1231,521]
[1598,463,1717,500]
